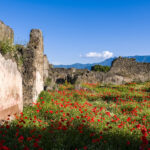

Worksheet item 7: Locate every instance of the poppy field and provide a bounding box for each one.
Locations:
[0,82,150,150]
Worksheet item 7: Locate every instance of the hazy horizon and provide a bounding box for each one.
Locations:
[54,55,150,65]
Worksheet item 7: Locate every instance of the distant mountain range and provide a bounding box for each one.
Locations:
[54,55,150,70]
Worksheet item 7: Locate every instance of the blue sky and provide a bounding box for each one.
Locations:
[1,0,150,65]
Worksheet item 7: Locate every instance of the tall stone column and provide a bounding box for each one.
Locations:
[23,29,44,106]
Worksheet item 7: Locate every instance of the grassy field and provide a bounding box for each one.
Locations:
[0,82,150,150]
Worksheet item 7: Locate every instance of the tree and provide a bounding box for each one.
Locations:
[91,65,110,72]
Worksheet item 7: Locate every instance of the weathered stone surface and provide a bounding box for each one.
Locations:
[105,57,150,84]
[0,53,23,120]
[44,54,49,82]
[75,71,103,84]
[46,67,102,89]
[23,29,44,105]
[102,73,124,85]
[0,21,14,42]
[46,57,150,88]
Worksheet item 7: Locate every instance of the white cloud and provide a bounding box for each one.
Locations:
[82,51,113,59]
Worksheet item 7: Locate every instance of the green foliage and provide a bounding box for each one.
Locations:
[0,41,24,66]
[0,40,16,55]
[91,65,110,72]
[14,54,24,66]
[38,91,52,102]
[44,77,52,87]
[15,44,24,66]
[1,81,150,150]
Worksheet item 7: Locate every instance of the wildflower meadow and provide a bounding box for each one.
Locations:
[0,82,150,150]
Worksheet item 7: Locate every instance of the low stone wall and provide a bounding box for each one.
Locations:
[103,57,150,84]
[76,57,150,85]
[0,53,23,120]
[46,67,103,89]
[46,57,150,88]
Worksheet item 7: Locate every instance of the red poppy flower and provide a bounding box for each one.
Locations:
[127,141,130,145]
[127,117,131,122]
[18,135,24,142]
[49,110,53,114]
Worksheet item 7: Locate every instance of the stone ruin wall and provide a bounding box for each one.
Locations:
[0,53,23,120]
[0,21,22,121]
[23,29,44,106]
[46,57,150,88]
[110,57,150,77]
[46,67,104,90]
[31,30,44,103]
[102,57,150,84]
[0,21,14,42]
[0,21,44,120]
[77,58,150,85]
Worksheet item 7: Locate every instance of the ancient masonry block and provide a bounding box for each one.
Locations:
[23,29,44,106]
[0,53,23,120]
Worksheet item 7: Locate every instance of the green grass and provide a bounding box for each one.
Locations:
[0,82,150,150]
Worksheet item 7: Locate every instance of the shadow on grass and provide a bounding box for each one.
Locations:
[144,87,150,93]
[0,118,145,150]
[87,92,146,103]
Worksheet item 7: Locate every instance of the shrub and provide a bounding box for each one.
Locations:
[14,53,24,66]
[0,40,16,55]
[44,77,52,87]
[15,44,25,66]
[91,65,110,72]
[0,40,25,66]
